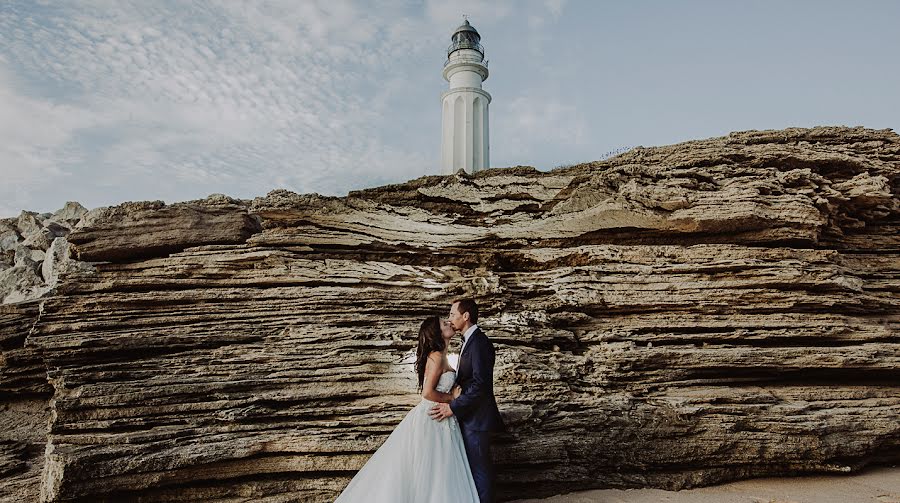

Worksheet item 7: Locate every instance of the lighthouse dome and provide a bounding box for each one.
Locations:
[448,19,483,57]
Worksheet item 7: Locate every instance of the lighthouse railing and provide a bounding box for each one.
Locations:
[446,40,484,55]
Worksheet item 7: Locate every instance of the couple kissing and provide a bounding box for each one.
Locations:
[335,298,504,503]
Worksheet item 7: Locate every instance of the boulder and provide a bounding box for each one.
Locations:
[20,223,68,253]
[0,220,19,249]
[43,221,71,239]
[0,249,12,268]
[41,237,91,288]
[20,231,51,252]
[14,212,42,241]
[0,265,48,304]
[13,245,43,266]
[51,201,88,224]
[0,230,19,252]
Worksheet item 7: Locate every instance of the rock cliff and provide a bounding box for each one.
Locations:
[1,126,898,502]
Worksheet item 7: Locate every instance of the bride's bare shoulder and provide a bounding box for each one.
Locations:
[426,351,452,371]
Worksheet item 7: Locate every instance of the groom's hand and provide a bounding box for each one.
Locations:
[429,403,453,421]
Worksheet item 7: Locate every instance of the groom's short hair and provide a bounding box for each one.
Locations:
[454,298,478,324]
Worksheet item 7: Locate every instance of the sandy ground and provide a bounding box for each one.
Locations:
[512,466,900,503]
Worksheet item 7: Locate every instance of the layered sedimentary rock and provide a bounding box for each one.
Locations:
[1,127,898,502]
[0,302,51,501]
[1,203,90,501]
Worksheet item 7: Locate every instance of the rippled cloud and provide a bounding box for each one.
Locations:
[0,0,568,215]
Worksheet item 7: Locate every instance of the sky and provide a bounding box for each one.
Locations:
[2,0,899,217]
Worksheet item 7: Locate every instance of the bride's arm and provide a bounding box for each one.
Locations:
[421,352,455,403]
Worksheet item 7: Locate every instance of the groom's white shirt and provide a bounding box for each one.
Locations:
[460,324,479,356]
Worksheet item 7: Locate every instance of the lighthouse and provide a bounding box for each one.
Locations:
[441,19,490,175]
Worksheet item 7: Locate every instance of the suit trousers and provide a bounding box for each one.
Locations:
[461,427,495,503]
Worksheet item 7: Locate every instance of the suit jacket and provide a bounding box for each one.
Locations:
[450,328,504,432]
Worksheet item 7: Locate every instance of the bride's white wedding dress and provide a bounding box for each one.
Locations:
[334,371,479,502]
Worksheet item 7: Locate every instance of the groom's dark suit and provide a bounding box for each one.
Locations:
[450,327,504,503]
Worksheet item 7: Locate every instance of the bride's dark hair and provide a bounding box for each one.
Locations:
[415,316,445,391]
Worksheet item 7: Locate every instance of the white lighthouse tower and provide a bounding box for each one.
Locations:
[441,18,490,175]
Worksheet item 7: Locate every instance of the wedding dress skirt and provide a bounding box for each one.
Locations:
[334,371,479,503]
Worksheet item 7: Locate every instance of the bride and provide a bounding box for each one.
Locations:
[334,316,479,502]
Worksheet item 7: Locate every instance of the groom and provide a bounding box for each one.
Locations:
[429,298,504,502]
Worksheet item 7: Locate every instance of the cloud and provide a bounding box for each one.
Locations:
[5,0,896,220]
[0,1,434,213]
[0,0,583,217]
[0,64,96,214]
[424,0,515,27]
[544,0,567,18]
[492,92,588,169]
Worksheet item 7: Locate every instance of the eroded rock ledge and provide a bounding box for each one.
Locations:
[1,126,898,502]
